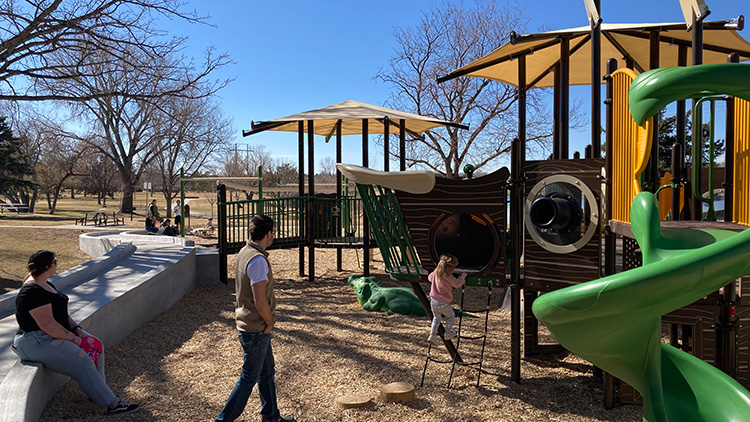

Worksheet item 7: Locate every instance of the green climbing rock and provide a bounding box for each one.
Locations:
[348,275,427,317]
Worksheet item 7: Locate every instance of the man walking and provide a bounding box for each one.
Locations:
[216,215,294,422]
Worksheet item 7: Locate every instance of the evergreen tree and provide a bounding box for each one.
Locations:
[657,109,725,177]
[0,116,34,198]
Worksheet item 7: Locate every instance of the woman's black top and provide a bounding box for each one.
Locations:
[15,282,72,333]
[145,216,155,227]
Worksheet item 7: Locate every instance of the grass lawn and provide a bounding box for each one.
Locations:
[0,191,217,294]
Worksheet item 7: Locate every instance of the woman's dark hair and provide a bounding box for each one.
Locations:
[249,215,274,241]
[27,250,55,277]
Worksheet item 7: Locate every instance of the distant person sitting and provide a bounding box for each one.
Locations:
[194,218,215,237]
[145,212,158,233]
[159,219,177,237]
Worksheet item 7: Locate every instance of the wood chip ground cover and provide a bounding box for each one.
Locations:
[41,248,641,421]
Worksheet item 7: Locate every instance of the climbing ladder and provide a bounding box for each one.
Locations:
[421,280,494,388]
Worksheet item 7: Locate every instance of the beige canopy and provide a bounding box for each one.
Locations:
[440,21,750,88]
[243,99,468,138]
[335,163,436,194]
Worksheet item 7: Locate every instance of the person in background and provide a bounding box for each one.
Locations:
[145,211,158,233]
[149,199,162,223]
[13,250,140,415]
[159,219,177,236]
[172,199,182,233]
[215,215,295,422]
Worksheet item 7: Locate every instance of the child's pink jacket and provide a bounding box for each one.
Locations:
[428,271,467,302]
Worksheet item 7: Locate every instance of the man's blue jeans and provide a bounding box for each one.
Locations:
[216,331,280,422]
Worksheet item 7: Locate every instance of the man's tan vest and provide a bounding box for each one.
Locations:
[235,242,276,332]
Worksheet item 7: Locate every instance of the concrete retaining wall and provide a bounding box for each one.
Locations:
[0,244,136,316]
[79,230,194,258]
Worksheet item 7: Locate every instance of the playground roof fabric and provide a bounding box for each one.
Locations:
[242,100,468,138]
[440,21,750,88]
[335,163,436,194]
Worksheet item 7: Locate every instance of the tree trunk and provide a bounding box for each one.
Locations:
[50,187,61,214]
[121,184,135,213]
[70,187,75,199]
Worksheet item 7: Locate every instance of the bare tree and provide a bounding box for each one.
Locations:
[375,0,553,177]
[219,145,272,201]
[52,43,229,213]
[316,156,336,185]
[79,149,120,206]
[0,0,230,102]
[151,94,234,216]
[6,108,44,211]
[34,131,87,214]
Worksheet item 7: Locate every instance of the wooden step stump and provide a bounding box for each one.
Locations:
[380,382,415,403]
[335,394,371,409]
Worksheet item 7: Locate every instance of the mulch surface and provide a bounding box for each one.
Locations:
[41,248,641,421]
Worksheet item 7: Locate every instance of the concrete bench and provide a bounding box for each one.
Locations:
[0,242,199,422]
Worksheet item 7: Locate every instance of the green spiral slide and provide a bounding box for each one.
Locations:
[532,63,750,422]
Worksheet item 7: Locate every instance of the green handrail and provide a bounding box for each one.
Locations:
[629,63,750,126]
[692,96,724,221]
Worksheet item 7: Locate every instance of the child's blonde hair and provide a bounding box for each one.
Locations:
[435,254,459,280]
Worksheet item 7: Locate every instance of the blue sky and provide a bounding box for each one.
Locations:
[166,0,748,174]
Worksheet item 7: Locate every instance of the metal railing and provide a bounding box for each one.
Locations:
[220,195,364,253]
[312,195,364,247]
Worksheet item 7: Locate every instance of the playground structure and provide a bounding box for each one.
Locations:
[215,100,467,283]
[203,4,750,420]
[330,10,750,422]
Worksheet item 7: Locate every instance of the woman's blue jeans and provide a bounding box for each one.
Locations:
[13,330,116,408]
[216,331,280,422]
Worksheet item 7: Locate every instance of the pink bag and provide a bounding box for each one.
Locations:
[80,336,103,365]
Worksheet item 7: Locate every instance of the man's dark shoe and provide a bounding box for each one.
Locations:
[261,416,295,422]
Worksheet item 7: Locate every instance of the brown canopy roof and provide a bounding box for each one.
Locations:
[242,100,468,138]
[439,21,750,88]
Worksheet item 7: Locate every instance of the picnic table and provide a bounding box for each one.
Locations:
[0,203,30,214]
[75,211,125,226]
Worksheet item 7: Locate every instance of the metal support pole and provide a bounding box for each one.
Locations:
[336,120,343,271]
[591,6,602,158]
[217,184,228,284]
[510,138,523,383]
[308,120,315,282]
[179,167,185,237]
[298,121,305,277]
[675,45,688,220]
[399,120,406,171]
[560,37,570,159]
[362,119,370,276]
[518,55,527,162]
[691,14,704,220]
[383,117,390,172]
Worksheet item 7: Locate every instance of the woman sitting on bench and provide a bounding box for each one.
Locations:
[12,250,140,415]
